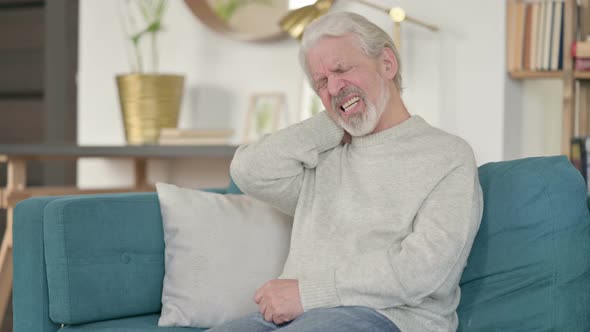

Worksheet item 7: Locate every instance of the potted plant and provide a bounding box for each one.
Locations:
[117,0,184,145]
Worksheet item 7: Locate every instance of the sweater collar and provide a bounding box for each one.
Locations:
[350,115,426,147]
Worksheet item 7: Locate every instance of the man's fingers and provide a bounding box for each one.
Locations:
[273,315,285,326]
[259,296,273,323]
[264,308,273,323]
[258,300,266,315]
[254,287,264,304]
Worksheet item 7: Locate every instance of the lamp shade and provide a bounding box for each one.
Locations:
[279,0,334,40]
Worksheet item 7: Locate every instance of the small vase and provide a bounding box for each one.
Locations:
[116,74,184,145]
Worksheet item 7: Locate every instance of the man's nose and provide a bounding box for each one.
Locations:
[327,77,344,96]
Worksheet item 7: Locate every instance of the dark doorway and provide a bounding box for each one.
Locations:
[0,0,78,330]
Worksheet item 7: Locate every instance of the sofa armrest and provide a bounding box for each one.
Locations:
[41,192,165,325]
[13,196,66,332]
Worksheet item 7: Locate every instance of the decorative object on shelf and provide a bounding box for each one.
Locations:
[158,128,235,145]
[243,93,286,143]
[572,40,590,71]
[279,0,439,52]
[117,0,185,145]
[184,0,290,41]
[279,0,333,40]
[299,78,322,121]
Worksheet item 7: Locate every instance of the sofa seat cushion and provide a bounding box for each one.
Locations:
[458,156,590,331]
[59,314,206,331]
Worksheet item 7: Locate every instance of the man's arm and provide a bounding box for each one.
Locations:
[230,111,343,215]
[298,146,484,310]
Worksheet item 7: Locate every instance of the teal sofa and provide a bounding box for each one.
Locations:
[13,156,590,331]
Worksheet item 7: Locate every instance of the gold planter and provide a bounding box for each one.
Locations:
[116,74,184,145]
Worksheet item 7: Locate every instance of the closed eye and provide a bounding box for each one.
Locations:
[315,78,328,91]
[335,66,351,74]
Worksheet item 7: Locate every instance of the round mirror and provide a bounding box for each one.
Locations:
[184,0,300,42]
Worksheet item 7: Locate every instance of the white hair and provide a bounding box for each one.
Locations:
[299,12,403,92]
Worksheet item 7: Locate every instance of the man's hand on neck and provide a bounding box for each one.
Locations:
[342,131,352,144]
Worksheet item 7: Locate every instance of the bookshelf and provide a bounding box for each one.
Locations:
[576,70,590,79]
[506,0,584,158]
[509,70,564,79]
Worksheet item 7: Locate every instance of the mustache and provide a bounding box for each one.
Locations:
[331,86,366,111]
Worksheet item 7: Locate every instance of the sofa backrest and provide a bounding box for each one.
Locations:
[29,159,590,329]
[458,156,590,331]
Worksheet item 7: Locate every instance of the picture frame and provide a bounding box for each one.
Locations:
[243,93,286,143]
[299,78,323,122]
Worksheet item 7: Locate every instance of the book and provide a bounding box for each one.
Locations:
[550,1,563,70]
[557,1,564,69]
[158,137,232,146]
[541,0,554,70]
[158,128,234,145]
[523,2,533,70]
[536,1,547,70]
[529,2,539,70]
[159,128,234,139]
[570,136,590,192]
[572,41,590,58]
[507,0,517,72]
[507,0,518,72]
[571,137,587,183]
[515,1,526,71]
[575,58,590,71]
[511,0,565,72]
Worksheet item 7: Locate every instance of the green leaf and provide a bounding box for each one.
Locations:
[213,0,277,22]
[123,0,168,73]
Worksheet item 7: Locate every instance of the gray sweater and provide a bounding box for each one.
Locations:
[230,111,483,332]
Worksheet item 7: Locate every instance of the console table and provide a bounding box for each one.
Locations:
[0,144,239,328]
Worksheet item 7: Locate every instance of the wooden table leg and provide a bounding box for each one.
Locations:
[0,210,13,331]
[134,158,148,189]
[0,159,26,330]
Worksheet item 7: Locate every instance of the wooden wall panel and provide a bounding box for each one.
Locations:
[0,6,44,93]
[0,100,44,142]
[0,7,44,51]
[0,51,44,93]
[0,100,45,192]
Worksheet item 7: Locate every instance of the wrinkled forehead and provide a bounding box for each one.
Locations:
[301,33,370,83]
[306,34,366,65]
[307,33,362,55]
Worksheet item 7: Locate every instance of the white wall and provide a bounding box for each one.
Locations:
[521,81,562,156]
[504,80,562,160]
[77,0,509,188]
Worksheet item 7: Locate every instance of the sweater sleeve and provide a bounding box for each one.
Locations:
[230,111,343,216]
[298,148,484,310]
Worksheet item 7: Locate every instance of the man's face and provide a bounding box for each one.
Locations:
[306,34,392,136]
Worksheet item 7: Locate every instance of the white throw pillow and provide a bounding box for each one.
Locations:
[156,183,292,328]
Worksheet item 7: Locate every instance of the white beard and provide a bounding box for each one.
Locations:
[332,79,390,137]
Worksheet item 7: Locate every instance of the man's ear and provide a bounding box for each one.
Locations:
[381,47,398,80]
